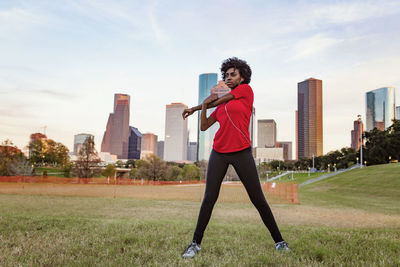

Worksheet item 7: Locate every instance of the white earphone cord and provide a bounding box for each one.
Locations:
[224,103,251,145]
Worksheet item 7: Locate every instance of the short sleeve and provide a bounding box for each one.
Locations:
[210,107,218,120]
[229,84,251,100]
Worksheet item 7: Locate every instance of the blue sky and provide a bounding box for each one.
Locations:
[1,0,400,156]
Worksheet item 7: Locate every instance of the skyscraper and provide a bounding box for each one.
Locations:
[197,73,218,161]
[164,103,188,162]
[101,94,130,159]
[351,120,363,150]
[128,127,142,160]
[366,87,396,131]
[157,141,164,160]
[141,133,158,159]
[276,141,293,161]
[396,106,400,120]
[249,107,256,148]
[258,119,277,148]
[297,78,323,158]
[74,133,93,155]
[187,142,197,162]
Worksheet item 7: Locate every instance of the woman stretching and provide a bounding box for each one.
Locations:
[181,57,289,259]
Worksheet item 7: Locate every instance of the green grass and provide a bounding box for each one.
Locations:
[300,163,400,214]
[34,167,65,176]
[1,163,400,266]
[0,193,399,266]
[277,172,325,184]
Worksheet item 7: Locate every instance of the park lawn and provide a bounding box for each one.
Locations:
[0,194,399,266]
[300,163,400,215]
[34,167,65,177]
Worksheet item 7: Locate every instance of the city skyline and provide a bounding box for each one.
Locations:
[1,1,400,154]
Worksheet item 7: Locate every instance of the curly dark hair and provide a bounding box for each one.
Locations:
[220,57,252,84]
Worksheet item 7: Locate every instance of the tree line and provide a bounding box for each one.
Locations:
[1,120,399,178]
[258,120,400,175]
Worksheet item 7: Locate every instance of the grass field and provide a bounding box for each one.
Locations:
[0,163,399,266]
[276,172,325,184]
[300,163,400,214]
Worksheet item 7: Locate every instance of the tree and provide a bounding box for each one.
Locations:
[181,164,200,180]
[387,120,400,162]
[115,160,125,168]
[364,128,390,165]
[136,154,166,181]
[73,136,101,178]
[0,140,29,176]
[125,159,136,168]
[102,164,116,178]
[196,160,208,180]
[165,165,182,180]
[28,133,69,167]
[257,162,270,179]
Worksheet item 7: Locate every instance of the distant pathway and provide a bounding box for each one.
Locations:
[268,171,290,181]
[299,165,359,187]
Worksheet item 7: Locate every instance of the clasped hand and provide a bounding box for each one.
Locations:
[181,93,218,119]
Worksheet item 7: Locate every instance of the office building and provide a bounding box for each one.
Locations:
[187,142,197,162]
[396,106,400,120]
[197,73,218,161]
[128,127,141,160]
[276,141,292,161]
[366,87,396,131]
[101,94,130,159]
[249,107,256,148]
[164,103,188,162]
[351,120,364,150]
[157,141,164,160]
[258,119,277,148]
[141,133,158,159]
[254,147,284,164]
[73,133,94,155]
[297,78,323,158]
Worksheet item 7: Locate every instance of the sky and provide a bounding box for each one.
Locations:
[1,0,400,157]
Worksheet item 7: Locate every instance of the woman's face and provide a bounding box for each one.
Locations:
[224,68,243,89]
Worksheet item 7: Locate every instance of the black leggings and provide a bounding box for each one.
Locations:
[192,147,283,244]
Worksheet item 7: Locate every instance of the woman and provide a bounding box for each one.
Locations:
[181,57,289,259]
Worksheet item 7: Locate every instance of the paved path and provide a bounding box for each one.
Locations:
[268,171,290,181]
[299,165,359,187]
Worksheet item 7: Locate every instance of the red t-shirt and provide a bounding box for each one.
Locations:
[210,84,253,153]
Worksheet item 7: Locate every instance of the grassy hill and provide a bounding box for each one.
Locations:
[300,163,400,215]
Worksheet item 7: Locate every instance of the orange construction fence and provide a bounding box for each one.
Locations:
[264,182,299,204]
[0,176,299,204]
[0,176,205,186]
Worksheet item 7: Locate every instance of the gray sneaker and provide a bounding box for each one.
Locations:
[275,241,290,251]
[182,242,201,259]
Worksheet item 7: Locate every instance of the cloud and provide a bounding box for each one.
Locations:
[0,6,44,36]
[0,87,76,99]
[311,0,400,25]
[148,1,168,42]
[289,34,343,61]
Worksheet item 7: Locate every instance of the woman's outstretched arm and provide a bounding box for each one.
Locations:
[182,93,234,119]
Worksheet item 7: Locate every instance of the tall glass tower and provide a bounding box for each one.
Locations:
[197,73,218,161]
[366,87,396,131]
[296,78,323,158]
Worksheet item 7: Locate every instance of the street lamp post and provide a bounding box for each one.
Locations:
[357,115,363,168]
